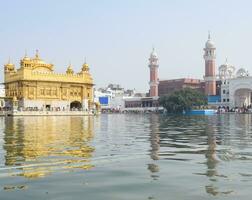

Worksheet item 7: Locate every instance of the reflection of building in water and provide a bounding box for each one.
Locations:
[3,116,94,178]
[204,117,233,196]
[204,117,220,196]
[148,114,160,179]
[216,114,251,148]
[205,119,218,178]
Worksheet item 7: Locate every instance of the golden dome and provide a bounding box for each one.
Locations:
[83,63,89,68]
[5,62,14,68]
[82,62,89,72]
[66,64,74,74]
[4,59,15,71]
[30,50,50,67]
[33,50,45,63]
[35,60,46,64]
[22,55,31,61]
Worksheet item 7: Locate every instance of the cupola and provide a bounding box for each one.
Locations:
[66,63,74,74]
[4,58,15,72]
[82,62,89,72]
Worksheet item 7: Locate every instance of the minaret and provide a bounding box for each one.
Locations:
[204,32,216,96]
[149,48,159,97]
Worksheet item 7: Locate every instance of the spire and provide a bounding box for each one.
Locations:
[208,31,211,40]
[23,50,29,59]
[35,49,39,59]
[150,46,158,60]
[6,56,14,66]
[204,31,215,49]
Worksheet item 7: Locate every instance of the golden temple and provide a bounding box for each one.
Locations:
[4,51,95,111]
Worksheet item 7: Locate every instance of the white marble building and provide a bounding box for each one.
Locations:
[218,61,252,108]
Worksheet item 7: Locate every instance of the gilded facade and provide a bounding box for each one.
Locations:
[4,51,94,110]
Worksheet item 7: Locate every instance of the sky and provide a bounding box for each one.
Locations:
[1,0,252,92]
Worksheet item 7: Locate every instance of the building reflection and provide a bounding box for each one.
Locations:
[148,114,160,180]
[204,116,233,196]
[3,116,94,179]
[205,119,218,179]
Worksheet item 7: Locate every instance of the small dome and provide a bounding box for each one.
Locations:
[205,39,215,49]
[36,60,46,64]
[82,62,89,72]
[83,63,89,68]
[219,64,228,72]
[66,64,74,74]
[219,59,236,79]
[205,32,215,49]
[4,59,15,71]
[227,65,235,76]
[22,51,31,61]
[33,49,45,64]
[5,62,14,68]
[236,68,249,77]
[150,48,158,58]
[22,55,31,61]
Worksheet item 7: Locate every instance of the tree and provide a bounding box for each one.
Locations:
[159,88,207,113]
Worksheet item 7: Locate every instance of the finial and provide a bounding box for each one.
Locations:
[82,58,89,72]
[66,61,74,74]
[84,57,87,64]
[8,56,11,64]
[35,49,39,58]
[25,49,27,57]
[225,57,228,64]
[208,31,211,40]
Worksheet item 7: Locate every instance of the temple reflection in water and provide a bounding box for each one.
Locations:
[3,116,94,178]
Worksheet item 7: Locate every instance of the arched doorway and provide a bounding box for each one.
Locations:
[70,101,82,110]
[234,88,252,107]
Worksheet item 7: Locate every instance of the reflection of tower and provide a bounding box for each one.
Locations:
[204,117,219,196]
[148,114,160,178]
[205,124,218,177]
[204,116,234,196]
[149,48,159,97]
[204,33,216,96]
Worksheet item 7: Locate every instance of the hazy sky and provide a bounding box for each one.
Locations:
[1,0,252,92]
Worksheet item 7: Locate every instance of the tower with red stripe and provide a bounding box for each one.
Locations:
[204,33,216,96]
[149,48,159,97]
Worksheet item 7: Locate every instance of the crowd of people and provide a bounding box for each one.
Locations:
[2,106,89,112]
[217,105,252,113]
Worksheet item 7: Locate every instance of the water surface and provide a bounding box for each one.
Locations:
[0,114,252,199]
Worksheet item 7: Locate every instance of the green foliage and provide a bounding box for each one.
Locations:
[159,88,207,113]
